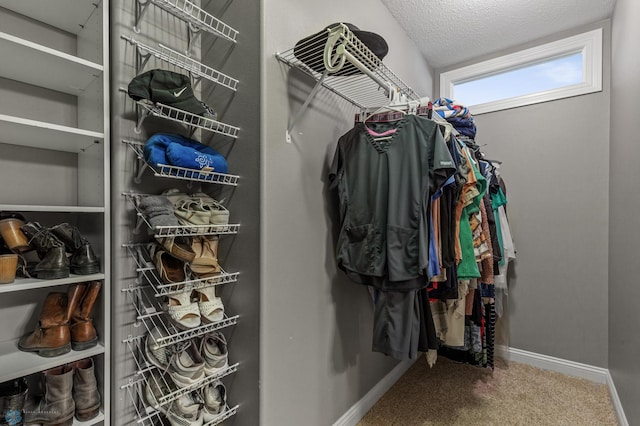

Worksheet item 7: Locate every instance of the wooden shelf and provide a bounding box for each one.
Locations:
[0,274,105,294]
[0,340,104,383]
[0,0,100,35]
[0,114,103,153]
[0,31,102,96]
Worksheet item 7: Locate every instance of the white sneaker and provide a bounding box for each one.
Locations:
[145,328,205,388]
[165,392,204,426]
[200,332,229,376]
[170,339,206,388]
[200,381,226,422]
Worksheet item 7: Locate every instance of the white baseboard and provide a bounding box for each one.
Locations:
[332,358,415,426]
[501,346,608,383]
[605,371,629,426]
[500,346,628,426]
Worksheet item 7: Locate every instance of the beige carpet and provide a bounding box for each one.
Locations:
[358,356,618,426]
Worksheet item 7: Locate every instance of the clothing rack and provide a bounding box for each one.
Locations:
[276,23,422,143]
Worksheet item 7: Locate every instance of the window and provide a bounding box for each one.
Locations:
[439,28,603,114]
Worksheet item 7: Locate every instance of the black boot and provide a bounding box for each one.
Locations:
[50,223,100,275]
[20,222,70,280]
[0,378,28,426]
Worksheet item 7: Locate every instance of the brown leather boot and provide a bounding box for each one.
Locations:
[70,282,102,351]
[18,293,71,357]
[24,365,74,426]
[70,358,101,421]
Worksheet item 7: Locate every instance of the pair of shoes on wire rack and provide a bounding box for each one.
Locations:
[163,286,225,330]
[162,188,230,227]
[145,370,228,426]
[145,327,229,388]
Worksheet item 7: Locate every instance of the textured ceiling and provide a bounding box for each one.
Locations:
[379,0,616,69]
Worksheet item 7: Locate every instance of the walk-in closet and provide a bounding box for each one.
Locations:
[0,0,637,425]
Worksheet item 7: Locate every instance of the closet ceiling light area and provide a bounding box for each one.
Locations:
[380,0,616,68]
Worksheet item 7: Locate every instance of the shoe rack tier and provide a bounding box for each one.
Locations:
[123,192,240,238]
[124,243,239,297]
[121,36,238,92]
[134,101,240,138]
[121,334,238,402]
[123,140,240,186]
[122,358,238,426]
[133,0,239,44]
[122,285,238,349]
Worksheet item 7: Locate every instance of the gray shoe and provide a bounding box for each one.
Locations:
[24,365,74,426]
[145,371,202,426]
[145,328,205,388]
[200,332,229,376]
[200,381,226,422]
[71,358,101,421]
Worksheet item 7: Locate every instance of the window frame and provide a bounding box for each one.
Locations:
[439,28,603,115]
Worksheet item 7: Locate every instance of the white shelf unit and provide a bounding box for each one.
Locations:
[0,1,110,424]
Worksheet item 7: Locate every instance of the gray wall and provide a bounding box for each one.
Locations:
[436,21,611,367]
[261,2,432,425]
[609,0,640,423]
[201,1,262,425]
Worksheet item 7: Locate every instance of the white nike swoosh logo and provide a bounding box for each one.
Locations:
[174,87,187,97]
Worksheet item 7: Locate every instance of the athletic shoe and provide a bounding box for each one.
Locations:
[200,381,226,422]
[199,331,229,376]
[145,328,205,388]
[145,372,203,426]
[169,339,205,388]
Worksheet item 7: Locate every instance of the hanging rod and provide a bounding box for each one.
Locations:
[121,35,239,91]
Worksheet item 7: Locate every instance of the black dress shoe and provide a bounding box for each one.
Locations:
[20,222,70,280]
[50,223,100,275]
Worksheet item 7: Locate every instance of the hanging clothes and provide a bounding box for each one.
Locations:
[329,114,456,360]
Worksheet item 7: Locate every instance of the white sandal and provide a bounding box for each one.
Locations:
[195,287,225,323]
[164,289,201,330]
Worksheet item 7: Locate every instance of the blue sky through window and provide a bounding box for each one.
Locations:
[453,52,584,106]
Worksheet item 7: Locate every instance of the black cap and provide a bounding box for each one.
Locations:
[127,69,210,116]
[293,23,389,76]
